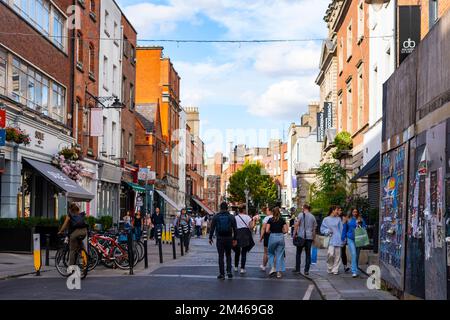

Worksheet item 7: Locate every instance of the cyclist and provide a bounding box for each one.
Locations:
[58,203,88,265]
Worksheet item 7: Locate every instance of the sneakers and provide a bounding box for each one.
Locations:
[333,272,339,275]
[269,267,276,276]
[227,272,233,279]
[292,269,300,274]
[260,265,266,271]
[344,266,350,273]
[234,267,238,272]
[276,272,282,279]
[240,268,246,274]
[352,273,358,278]
[304,271,309,276]
[217,274,225,280]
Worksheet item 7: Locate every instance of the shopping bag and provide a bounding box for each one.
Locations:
[313,235,322,248]
[322,235,330,248]
[355,227,370,247]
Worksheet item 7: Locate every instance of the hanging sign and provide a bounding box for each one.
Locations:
[0,108,5,128]
[398,6,421,65]
[0,129,5,147]
[90,108,103,137]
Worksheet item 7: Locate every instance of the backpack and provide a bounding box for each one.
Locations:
[69,212,87,230]
[216,213,231,237]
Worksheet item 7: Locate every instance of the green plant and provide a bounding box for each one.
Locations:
[58,145,82,161]
[333,131,353,159]
[0,217,60,229]
[97,216,113,230]
[5,127,31,146]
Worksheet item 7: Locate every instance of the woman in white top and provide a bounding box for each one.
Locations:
[234,205,254,274]
[259,207,275,271]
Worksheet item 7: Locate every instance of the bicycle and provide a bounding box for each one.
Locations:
[55,234,93,279]
[89,232,133,270]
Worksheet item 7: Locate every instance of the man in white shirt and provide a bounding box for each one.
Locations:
[195,215,203,238]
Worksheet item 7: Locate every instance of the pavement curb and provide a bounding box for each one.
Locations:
[0,269,51,281]
[304,272,344,300]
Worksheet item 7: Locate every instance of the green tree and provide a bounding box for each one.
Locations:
[227,162,278,208]
[310,162,348,214]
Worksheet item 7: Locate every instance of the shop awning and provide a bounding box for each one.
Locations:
[350,152,380,182]
[123,181,146,193]
[155,190,182,211]
[192,197,215,215]
[23,158,94,201]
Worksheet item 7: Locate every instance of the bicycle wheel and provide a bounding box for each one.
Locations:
[136,240,145,262]
[76,248,89,279]
[87,245,99,271]
[55,248,70,277]
[113,245,130,270]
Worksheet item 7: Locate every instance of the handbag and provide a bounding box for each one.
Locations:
[355,226,370,247]
[236,215,256,252]
[293,213,307,247]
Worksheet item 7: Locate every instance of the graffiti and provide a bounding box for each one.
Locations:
[380,145,406,271]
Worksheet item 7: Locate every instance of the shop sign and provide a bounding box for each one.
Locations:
[0,129,5,147]
[0,109,5,128]
[136,196,143,207]
[317,111,325,142]
[398,6,421,65]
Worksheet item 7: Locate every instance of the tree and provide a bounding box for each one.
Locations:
[227,162,278,208]
[310,162,348,214]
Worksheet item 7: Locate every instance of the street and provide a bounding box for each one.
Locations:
[0,235,321,300]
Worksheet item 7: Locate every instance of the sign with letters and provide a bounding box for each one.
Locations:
[317,111,325,142]
[323,102,333,131]
[398,6,421,65]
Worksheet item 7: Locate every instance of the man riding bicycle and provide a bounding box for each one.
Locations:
[58,203,88,265]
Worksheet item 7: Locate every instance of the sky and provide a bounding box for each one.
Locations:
[117,0,330,157]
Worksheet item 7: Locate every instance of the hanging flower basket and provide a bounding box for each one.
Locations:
[5,127,31,146]
[52,145,84,182]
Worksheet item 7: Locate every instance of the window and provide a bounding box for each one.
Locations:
[88,43,95,75]
[76,32,83,66]
[112,64,117,96]
[357,63,364,129]
[103,56,108,90]
[129,83,134,109]
[53,10,65,50]
[338,38,344,74]
[429,0,439,28]
[0,48,6,95]
[122,76,126,103]
[51,83,65,122]
[13,0,50,36]
[338,93,343,131]
[130,45,135,64]
[128,134,133,162]
[104,10,109,36]
[90,0,95,12]
[102,117,107,153]
[111,122,116,155]
[346,81,353,133]
[113,22,119,45]
[346,21,353,60]
[357,1,364,42]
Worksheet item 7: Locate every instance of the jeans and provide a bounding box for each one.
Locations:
[347,238,360,274]
[195,226,202,237]
[183,231,191,251]
[341,244,348,267]
[295,239,313,272]
[268,233,286,272]
[234,246,248,269]
[216,237,233,275]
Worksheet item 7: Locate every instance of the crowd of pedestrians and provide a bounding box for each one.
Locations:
[206,201,368,280]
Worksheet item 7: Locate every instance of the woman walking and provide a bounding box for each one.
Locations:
[266,207,288,278]
[320,206,343,275]
[259,207,273,271]
[341,208,367,278]
[339,208,350,273]
[133,211,143,240]
[234,205,254,274]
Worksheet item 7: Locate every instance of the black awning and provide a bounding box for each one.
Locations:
[24,158,94,201]
[350,152,380,182]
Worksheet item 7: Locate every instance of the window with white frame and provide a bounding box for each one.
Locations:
[103,56,108,90]
[104,10,110,36]
[102,117,107,153]
[357,1,364,42]
[338,37,344,73]
[112,64,117,96]
[0,48,6,95]
[53,9,65,50]
[346,80,353,133]
[111,121,116,155]
[51,82,65,122]
[338,93,343,132]
[346,21,353,60]
[357,63,364,129]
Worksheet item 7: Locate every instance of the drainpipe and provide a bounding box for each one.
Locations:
[393,0,398,68]
[70,0,77,143]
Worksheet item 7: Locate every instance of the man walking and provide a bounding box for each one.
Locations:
[293,204,317,275]
[209,202,237,280]
[151,207,165,245]
[195,214,203,238]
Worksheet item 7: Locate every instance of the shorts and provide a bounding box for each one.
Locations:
[263,233,270,247]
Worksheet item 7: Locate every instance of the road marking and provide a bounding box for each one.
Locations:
[148,273,306,283]
[302,284,315,300]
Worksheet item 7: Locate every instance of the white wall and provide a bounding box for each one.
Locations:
[98,0,122,165]
[178,110,187,208]
[295,133,322,172]
[364,1,395,165]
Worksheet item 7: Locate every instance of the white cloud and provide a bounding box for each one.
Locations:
[247,78,319,119]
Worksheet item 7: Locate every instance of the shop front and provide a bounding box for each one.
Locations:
[97,161,122,223]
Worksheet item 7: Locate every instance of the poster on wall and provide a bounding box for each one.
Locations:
[380,144,407,290]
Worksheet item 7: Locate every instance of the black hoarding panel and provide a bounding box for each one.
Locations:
[398,6,421,65]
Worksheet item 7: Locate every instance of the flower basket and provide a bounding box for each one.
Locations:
[5,127,31,146]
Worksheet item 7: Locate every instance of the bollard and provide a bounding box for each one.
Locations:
[178,226,184,256]
[143,229,148,269]
[33,233,41,276]
[127,229,134,275]
[45,234,50,266]
[157,228,163,263]
[171,225,176,260]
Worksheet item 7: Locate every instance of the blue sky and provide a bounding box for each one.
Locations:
[117,0,330,156]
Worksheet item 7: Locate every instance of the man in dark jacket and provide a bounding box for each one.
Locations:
[209,202,237,280]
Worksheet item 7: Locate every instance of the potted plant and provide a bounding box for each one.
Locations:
[5,127,31,146]
[332,131,353,160]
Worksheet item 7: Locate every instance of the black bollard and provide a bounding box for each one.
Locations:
[179,226,184,256]
[171,225,176,260]
[143,229,148,269]
[157,228,163,263]
[45,234,50,266]
[127,229,134,275]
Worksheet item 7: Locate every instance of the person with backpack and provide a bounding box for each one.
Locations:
[209,202,237,280]
[233,205,255,274]
[58,203,88,265]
